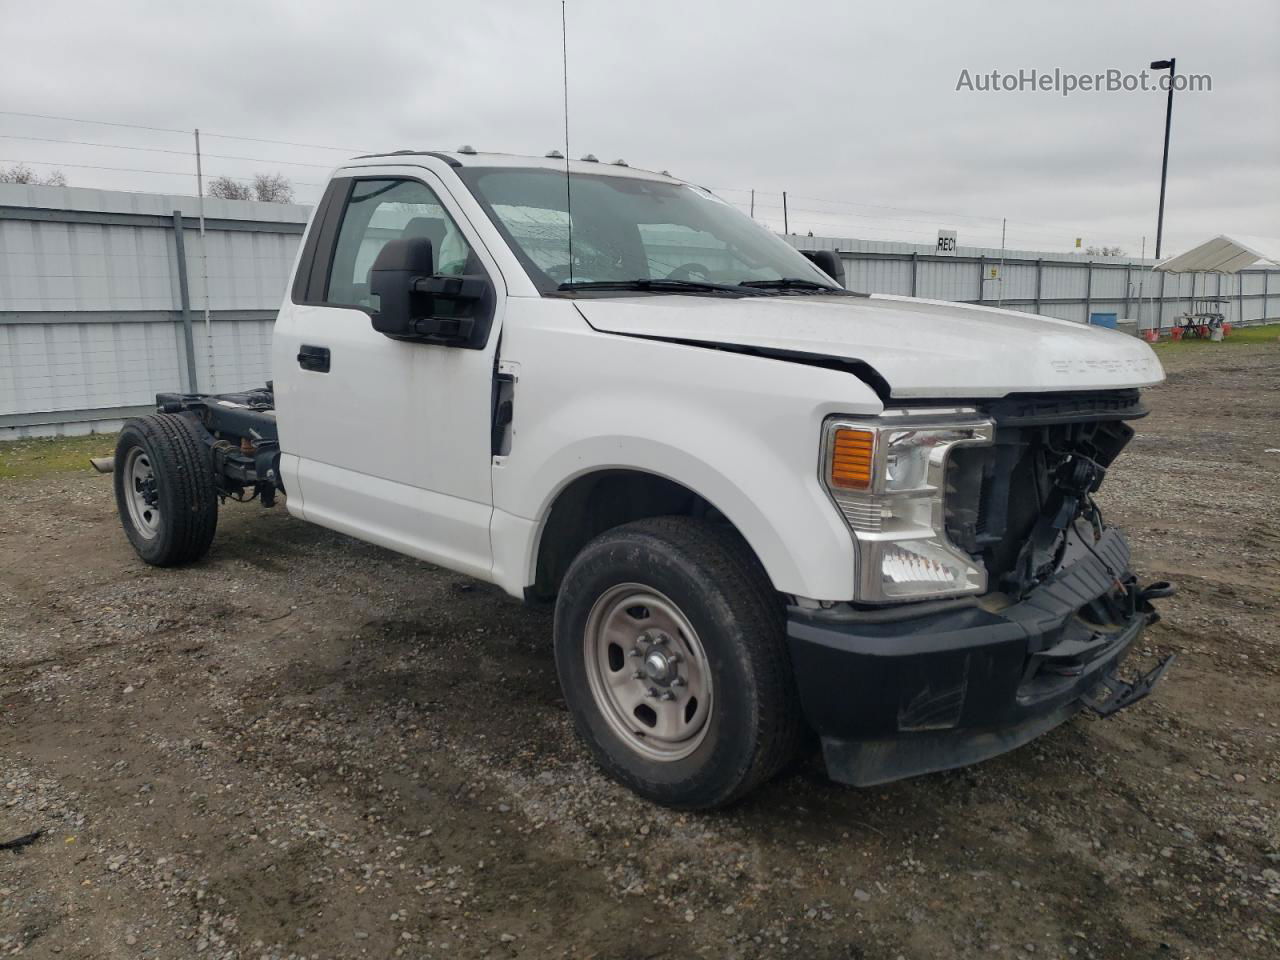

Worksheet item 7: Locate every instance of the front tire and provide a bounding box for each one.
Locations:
[553,517,804,809]
[113,414,218,566]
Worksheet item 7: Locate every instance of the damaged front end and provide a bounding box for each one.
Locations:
[787,389,1175,787]
[945,388,1147,601]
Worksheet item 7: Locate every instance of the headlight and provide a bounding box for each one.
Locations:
[820,410,994,603]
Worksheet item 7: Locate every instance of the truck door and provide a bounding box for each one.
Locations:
[272,171,504,581]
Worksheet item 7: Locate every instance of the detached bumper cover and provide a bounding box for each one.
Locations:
[787,528,1172,787]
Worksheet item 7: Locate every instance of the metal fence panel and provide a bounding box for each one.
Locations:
[1089,266,1128,300]
[978,262,1037,302]
[917,259,979,301]
[1041,264,1088,299]
[1,183,308,436]
[1241,272,1266,295]
[845,257,913,296]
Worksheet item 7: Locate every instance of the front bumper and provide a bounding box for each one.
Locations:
[787,527,1172,786]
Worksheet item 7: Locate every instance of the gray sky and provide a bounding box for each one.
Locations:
[2,0,1276,256]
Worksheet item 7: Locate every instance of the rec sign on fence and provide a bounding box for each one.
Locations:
[936,230,958,256]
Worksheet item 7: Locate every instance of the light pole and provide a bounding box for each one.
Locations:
[1150,58,1176,260]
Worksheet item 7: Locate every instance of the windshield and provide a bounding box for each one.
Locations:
[456,167,842,295]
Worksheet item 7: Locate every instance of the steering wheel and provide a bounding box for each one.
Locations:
[666,262,715,282]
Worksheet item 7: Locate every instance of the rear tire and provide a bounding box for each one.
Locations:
[113,414,218,566]
[553,516,804,809]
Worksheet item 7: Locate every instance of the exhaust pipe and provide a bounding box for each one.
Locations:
[89,456,115,474]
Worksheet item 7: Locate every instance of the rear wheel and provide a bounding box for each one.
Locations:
[113,414,218,566]
[553,517,804,809]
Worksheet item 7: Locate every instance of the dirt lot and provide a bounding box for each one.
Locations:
[2,334,1278,960]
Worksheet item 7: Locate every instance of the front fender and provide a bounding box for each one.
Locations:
[491,315,884,600]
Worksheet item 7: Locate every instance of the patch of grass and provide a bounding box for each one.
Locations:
[1153,322,1280,351]
[0,432,119,480]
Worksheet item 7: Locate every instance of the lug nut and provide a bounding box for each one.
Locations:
[645,687,659,699]
[632,670,645,680]
[660,691,676,701]
[672,677,686,688]
[629,647,642,658]
[652,634,668,645]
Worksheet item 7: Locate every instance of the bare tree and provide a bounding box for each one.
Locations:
[0,163,68,185]
[206,172,294,203]
[253,172,294,204]
[1084,245,1128,257]
[206,176,254,201]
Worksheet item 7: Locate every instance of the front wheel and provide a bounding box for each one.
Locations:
[553,517,804,809]
[113,414,218,566]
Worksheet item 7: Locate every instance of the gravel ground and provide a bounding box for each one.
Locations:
[2,339,1278,959]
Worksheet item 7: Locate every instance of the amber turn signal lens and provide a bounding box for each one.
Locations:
[831,427,875,490]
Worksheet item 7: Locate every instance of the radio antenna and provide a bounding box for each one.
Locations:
[561,0,574,284]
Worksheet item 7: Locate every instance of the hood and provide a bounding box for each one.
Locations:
[574,293,1164,399]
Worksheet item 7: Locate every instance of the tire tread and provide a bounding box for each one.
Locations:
[555,515,806,809]
[633,516,806,804]
[114,413,217,566]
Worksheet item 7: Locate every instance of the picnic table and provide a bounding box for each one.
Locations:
[1176,298,1227,338]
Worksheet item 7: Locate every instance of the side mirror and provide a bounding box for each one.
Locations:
[369,237,433,337]
[368,237,491,345]
[801,249,846,288]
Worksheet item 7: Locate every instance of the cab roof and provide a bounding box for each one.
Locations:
[347,148,682,183]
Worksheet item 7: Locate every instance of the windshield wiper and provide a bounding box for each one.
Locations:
[738,277,843,292]
[558,278,763,296]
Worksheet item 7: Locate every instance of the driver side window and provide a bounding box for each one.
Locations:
[326,178,477,310]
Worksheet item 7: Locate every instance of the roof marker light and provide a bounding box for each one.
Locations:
[457,144,477,155]
[580,153,598,162]
[545,149,564,159]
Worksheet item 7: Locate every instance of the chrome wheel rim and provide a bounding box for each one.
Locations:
[123,446,160,539]
[583,583,713,762]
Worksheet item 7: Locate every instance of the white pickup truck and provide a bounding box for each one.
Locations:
[105,150,1174,809]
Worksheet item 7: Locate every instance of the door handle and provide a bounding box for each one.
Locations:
[297,344,330,372]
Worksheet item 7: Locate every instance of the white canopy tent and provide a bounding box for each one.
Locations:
[1137,234,1280,335]
[1155,234,1280,274]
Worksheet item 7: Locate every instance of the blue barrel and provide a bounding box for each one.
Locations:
[1089,312,1118,328]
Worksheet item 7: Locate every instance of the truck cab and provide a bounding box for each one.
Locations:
[109,150,1173,809]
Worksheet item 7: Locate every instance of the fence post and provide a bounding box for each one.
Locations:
[1265,270,1271,321]
[910,252,918,297]
[171,211,199,393]
[1158,269,1167,331]
[1123,264,1131,318]
[1084,261,1093,323]
[1034,258,1042,315]
[976,256,984,302]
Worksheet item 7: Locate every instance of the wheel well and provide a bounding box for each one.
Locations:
[531,470,744,601]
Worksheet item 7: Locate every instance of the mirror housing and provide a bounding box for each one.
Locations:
[369,237,434,337]
[800,249,846,288]
[368,237,492,346]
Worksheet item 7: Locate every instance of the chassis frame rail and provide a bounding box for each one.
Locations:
[154,387,284,506]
